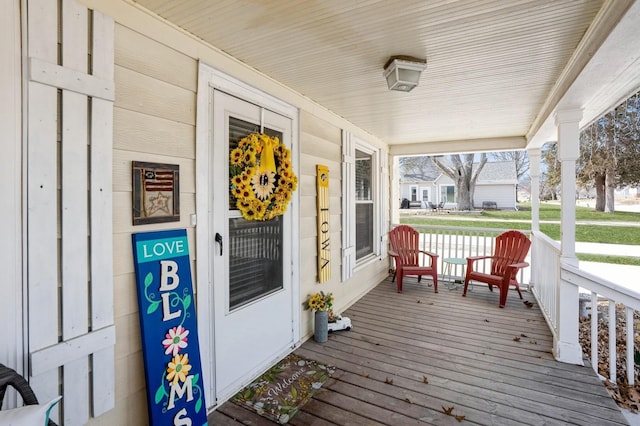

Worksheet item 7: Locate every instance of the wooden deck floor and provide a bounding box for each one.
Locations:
[210,276,628,425]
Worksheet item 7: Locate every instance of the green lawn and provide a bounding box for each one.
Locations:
[400,202,640,265]
[481,202,640,222]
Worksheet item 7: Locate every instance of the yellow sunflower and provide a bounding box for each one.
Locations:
[230,148,244,166]
[304,291,334,312]
[251,170,276,200]
[243,151,257,166]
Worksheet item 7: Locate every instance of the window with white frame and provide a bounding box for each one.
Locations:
[342,132,387,281]
[355,149,374,260]
[441,185,455,203]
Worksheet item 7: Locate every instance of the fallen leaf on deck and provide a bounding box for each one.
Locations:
[484,319,490,323]
[455,414,466,422]
[442,406,454,415]
[513,336,521,342]
[520,333,528,338]
[423,375,429,384]
[384,377,393,384]
[405,397,412,404]
[360,372,370,378]
[416,299,422,303]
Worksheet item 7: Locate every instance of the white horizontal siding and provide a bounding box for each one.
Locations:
[474,184,516,209]
[105,20,199,425]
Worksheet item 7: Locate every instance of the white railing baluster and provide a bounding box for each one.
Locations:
[609,301,617,383]
[627,307,635,386]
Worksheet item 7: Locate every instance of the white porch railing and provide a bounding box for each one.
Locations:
[562,264,640,386]
[399,224,639,387]
[530,231,639,385]
[530,232,561,334]
[397,224,530,286]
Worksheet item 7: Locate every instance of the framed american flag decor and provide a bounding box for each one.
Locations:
[132,161,180,225]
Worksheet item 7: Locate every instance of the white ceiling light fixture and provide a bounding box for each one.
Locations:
[383,55,427,92]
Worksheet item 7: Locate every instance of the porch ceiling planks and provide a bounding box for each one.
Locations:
[131,0,611,147]
[211,276,626,425]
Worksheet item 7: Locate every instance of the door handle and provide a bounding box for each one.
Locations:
[215,233,223,256]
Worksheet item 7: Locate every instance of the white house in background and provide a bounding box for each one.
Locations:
[399,160,518,210]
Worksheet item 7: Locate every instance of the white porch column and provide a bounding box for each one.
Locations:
[528,148,541,293]
[556,109,581,265]
[390,154,400,226]
[554,108,583,364]
[528,148,541,233]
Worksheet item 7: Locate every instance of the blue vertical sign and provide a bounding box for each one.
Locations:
[132,229,208,426]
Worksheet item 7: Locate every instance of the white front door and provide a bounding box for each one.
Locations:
[211,91,295,402]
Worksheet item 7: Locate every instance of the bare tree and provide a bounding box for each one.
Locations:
[398,156,435,178]
[578,113,617,212]
[615,93,640,187]
[489,150,529,202]
[578,90,640,212]
[541,142,560,200]
[432,154,487,210]
[488,151,529,181]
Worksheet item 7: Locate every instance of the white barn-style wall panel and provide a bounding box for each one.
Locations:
[26,0,115,424]
[0,0,24,406]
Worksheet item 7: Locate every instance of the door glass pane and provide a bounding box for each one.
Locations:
[228,116,284,310]
[229,216,283,309]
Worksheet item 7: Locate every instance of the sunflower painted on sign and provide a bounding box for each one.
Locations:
[230,133,298,221]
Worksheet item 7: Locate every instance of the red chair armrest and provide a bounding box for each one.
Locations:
[467,255,492,261]
[508,261,529,269]
[466,255,491,266]
[418,250,438,259]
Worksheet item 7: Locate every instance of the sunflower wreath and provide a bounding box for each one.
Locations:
[229,133,298,221]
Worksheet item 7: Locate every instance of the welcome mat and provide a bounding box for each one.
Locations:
[231,353,335,424]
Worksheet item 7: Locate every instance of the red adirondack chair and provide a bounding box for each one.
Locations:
[462,230,531,308]
[389,225,439,293]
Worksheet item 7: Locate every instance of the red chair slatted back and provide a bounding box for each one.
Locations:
[389,225,421,266]
[490,230,531,280]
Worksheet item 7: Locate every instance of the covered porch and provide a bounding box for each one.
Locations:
[3,0,640,424]
[212,276,627,425]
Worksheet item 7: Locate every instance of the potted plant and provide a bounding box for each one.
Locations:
[304,291,333,343]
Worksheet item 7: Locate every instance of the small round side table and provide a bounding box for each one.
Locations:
[443,257,468,290]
